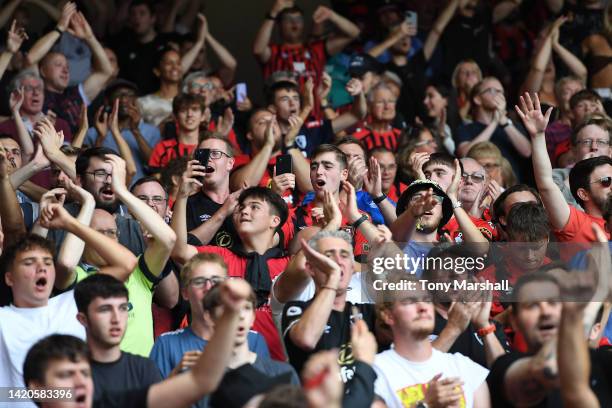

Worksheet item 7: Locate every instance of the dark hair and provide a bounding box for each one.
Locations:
[75,147,118,177]
[569,156,612,207]
[511,270,561,315]
[199,132,235,157]
[492,184,542,223]
[335,136,367,158]
[569,89,603,111]
[604,196,612,222]
[160,156,189,193]
[0,234,55,279]
[202,282,256,313]
[130,176,168,199]
[74,274,129,314]
[424,79,461,133]
[238,187,289,232]
[129,0,154,15]
[422,152,458,173]
[312,144,348,170]
[259,384,308,408]
[60,145,80,157]
[172,93,206,116]
[155,46,180,69]
[570,114,612,146]
[277,5,304,21]
[23,334,89,387]
[266,80,300,106]
[506,203,550,241]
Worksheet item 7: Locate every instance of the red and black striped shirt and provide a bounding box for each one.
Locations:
[353,127,402,152]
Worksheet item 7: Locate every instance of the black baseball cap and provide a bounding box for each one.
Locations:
[104,79,139,98]
[348,54,384,77]
[396,179,453,227]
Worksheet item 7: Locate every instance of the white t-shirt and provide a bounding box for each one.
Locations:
[374,348,488,408]
[0,291,86,402]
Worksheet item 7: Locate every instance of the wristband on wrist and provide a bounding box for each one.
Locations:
[476,323,496,338]
[351,214,368,229]
[321,285,338,292]
[54,26,65,35]
[265,12,277,21]
[373,194,387,204]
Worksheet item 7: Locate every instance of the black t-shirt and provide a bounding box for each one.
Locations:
[386,50,428,125]
[93,387,149,408]
[110,31,178,95]
[92,352,162,404]
[487,349,612,407]
[432,311,509,368]
[281,300,376,378]
[294,119,335,157]
[185,192,240,248]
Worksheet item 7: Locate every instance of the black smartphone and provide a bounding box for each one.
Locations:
[193,148,211,181]
[276,154,292,175]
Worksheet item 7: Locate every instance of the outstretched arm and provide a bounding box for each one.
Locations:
[71,12,113,101]
[54,183,95,290]
[180,14,207,75]
[147,279,250,408]
[25,2,76,67]
[368,21,416,59]
[0,150,25,248]
[253,0,293,63]
[0,0,22,29]
[551,17,587,81]
[515,92,569,229]
[316,6,360,56]
[423,0,460,61]
[0,20,28,81]
[205,27,237,86]
[107,154,176,278]
[331,79,366,135]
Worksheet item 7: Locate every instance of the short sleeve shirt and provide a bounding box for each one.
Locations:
[185,192,240,248]
[148,139,196,172]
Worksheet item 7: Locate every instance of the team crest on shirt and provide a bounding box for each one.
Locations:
[295,135,307,149]
[286,306,302,317]
[215,231,233,248]
[340,226,355,237]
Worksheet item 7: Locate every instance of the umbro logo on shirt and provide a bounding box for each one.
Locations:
[286,306,302,317]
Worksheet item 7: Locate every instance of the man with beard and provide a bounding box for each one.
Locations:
[391,163,489,276]
[47,146,146,255]
[487,265,612,407]
[85,80,161,182]
[254,0,360,113]
[74,274,162,404]
[229,108,311,208]
[516,92,611,251]
[374,282,491,408]
[441,157,498,242]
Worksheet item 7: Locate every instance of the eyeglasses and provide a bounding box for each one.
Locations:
[210,150,232,159]
[590,176,612,188]
[137,195,166,205]
[97,229,118,238]
[23,85,43,93]
[190,82,214,91]
[479,88,504,96]
[409,194,443,204]
[86,170,112,182]
[576,139,610,148]
[462,173,486,183]
[415,139,436,147]
[188,276,226,288]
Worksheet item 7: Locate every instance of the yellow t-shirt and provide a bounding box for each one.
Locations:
[75,256,159,356]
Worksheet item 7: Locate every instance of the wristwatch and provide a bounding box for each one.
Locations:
[452,200,462,209]
[501,118,513,128]
[416,402,429,408]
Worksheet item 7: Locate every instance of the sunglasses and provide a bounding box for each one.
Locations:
[590,176,612,188]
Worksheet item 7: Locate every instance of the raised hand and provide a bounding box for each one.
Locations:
[178,160,206,197]
[196,13,208,43]
[302,351,343,408]
[57,2,77,32]
[264,115,278,148]
[271,0,294,15]
[515,92,553,137]
[9,86,24,113]
[39,188,67,209]
[33,118,63,157]
[312,6,334,24]
[219,278,254,313]
[104,154,127,193]
[347,156,367,189]
[351,319,377,365]
[322,190,341,231]
[94,105,110,139]
[340,180,361,223]
[109,99,121,135]
[363,157,383,197]
[6,19,28,54]
[217,108,234,137]
[67,11,94,40]
[170,351,202,376]
[549,15,567,45]
[317,72,332,101]
[408,151,429,180]
[302,77,315,112]
[39,202,74,230]
[445,159,462,202]
[284,114,303,148]
[0,150,11,177]
[345,78,363,96]
[408,188,439,218]
[300,237,342,287]
[271,167,296,195]
[220,188,242,218]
